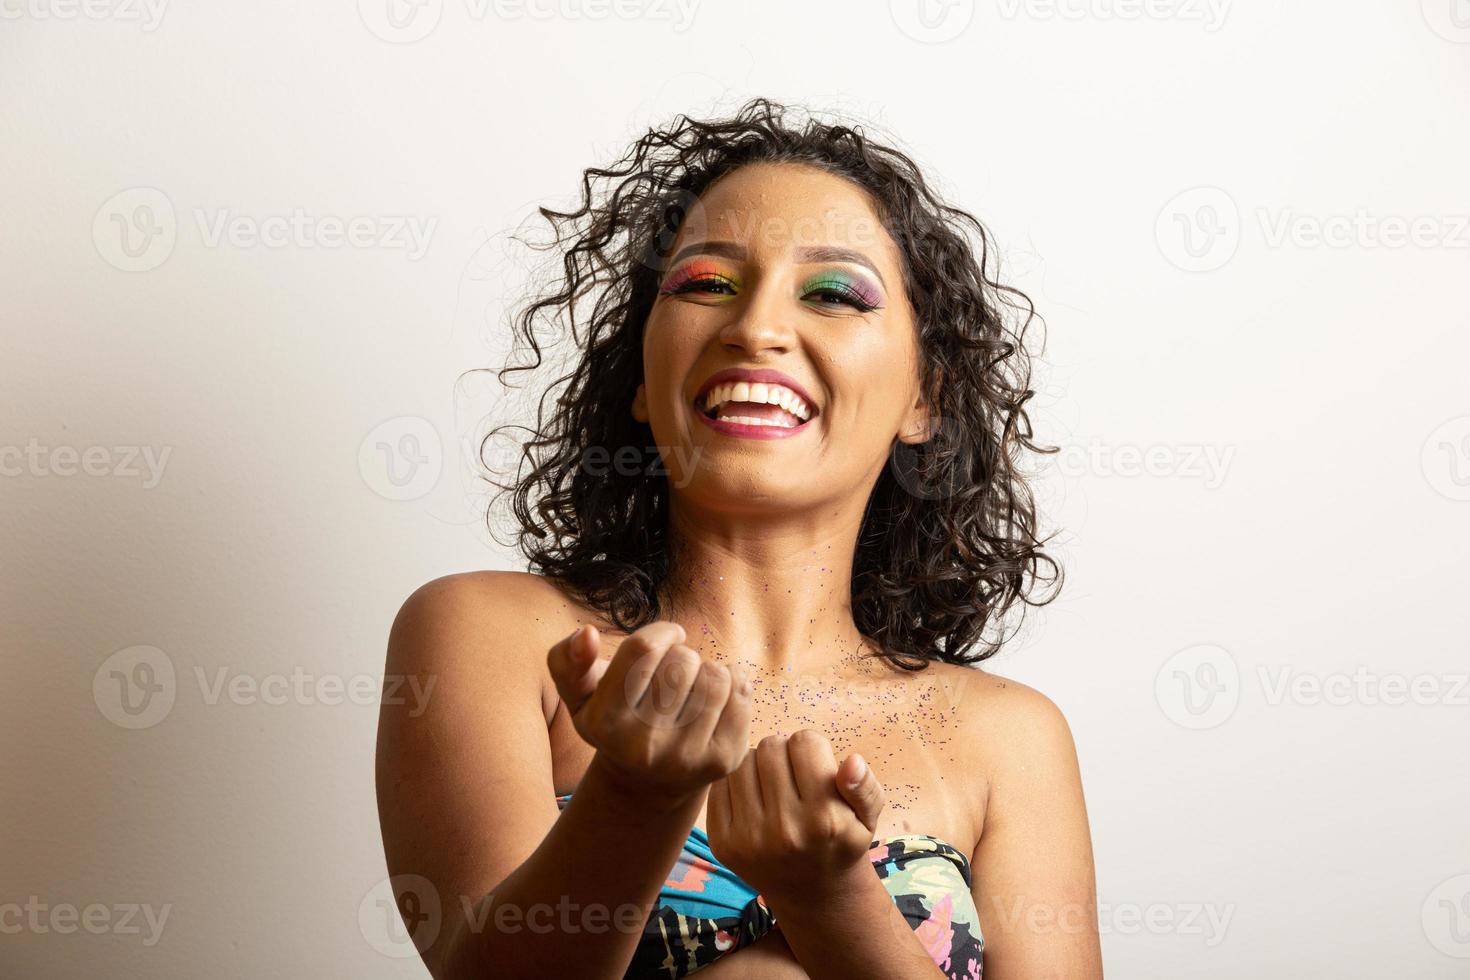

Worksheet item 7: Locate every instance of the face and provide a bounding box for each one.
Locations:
[632,162,931,511]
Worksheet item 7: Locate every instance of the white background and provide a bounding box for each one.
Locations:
[3,1,1469,977]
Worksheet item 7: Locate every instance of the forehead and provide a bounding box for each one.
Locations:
[673,162,903,268]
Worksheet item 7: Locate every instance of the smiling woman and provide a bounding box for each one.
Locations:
[375,98,1101,980]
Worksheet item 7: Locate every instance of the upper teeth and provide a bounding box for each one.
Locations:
[701,381,813,421]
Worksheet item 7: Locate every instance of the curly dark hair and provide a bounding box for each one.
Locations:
[483,97,1059,670]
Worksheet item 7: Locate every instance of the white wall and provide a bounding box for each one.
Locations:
[3,2,1468,976]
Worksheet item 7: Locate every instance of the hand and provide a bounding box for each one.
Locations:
[705,730,886,910]
[547,620,754,802]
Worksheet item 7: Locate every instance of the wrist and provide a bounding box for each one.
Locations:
[765,859,881,926]
[584,751,707,812]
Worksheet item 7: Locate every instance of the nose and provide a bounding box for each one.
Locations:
[717,277,797,356]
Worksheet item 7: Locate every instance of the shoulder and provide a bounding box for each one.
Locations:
[945,665,1086,826]
[949,666,1075,744]
[386,570,607,720]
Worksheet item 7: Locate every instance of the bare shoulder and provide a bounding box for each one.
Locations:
[931,662,1082,795]
[946,667,1076,764]
[386,570,608,719]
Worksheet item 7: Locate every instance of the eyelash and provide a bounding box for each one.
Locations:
[660,273,881,312]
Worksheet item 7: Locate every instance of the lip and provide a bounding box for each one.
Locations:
[694,407,812,440]
[692,367,821,418]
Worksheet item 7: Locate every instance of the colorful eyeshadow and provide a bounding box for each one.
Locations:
[659,259,740,296]
[800,269,884,310]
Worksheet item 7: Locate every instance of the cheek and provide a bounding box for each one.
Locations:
[640,316,701,409]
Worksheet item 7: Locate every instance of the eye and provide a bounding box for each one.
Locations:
[670,275,737,296]
[802,281,879,312]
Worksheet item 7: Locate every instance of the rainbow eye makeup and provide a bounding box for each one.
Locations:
[657,258,885,313]
[800,270,884,312]
[659,259,741,297]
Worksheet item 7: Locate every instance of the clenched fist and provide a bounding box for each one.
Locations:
[706,729,886,910]
[547,620,754,802]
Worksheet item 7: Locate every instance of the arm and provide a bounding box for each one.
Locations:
[374,574,742,980]
[970,686,1103,979]
[708,732,946,980]
[769,869,947,979]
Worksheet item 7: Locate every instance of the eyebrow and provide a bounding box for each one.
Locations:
[665,241,887,289]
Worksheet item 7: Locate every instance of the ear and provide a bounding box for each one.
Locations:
[896,371,937,445]
[631,382,649,423]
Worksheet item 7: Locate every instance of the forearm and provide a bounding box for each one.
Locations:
[442,753,702,980]
[767,868,945,980]
[695,926,811,980]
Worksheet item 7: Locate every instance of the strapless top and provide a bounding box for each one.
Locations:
[555,793,984,978]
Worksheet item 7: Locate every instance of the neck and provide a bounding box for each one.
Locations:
[658,498,874,672]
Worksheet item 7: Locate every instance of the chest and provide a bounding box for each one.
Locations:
[547,663,985,855]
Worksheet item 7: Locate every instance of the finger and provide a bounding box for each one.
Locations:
[682,659,733,741]
[639,643,702,727]
[726,746,762,815]
[837,754,886,833]
[710,665,754,762]
[546,625,602,713]
[786,729,839,802]
[608,621,687,708]
[754,735,798,812]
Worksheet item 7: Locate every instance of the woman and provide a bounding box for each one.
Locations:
[376,98,1102,979]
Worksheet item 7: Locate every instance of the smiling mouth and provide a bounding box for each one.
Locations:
[696,380,815,429]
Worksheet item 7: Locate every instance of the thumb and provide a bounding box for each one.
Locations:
[548,625,606,713]
[837,754,885,832]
